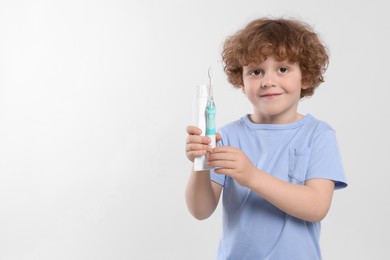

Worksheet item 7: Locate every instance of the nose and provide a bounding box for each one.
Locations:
[261,72,276,88]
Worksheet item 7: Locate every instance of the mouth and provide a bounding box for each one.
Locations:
[260,93,282,98]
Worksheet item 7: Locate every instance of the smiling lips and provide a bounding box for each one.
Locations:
[260,93,282,98]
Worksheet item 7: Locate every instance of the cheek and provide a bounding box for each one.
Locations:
[242,78,259,94]
[241,79,251,95]
[242,85,258,98]
[285,80,304,93]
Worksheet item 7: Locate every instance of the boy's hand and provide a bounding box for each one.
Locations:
[207,146,257,187]
[185,126,221,162]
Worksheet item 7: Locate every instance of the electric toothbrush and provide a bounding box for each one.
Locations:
[206,67,216,149]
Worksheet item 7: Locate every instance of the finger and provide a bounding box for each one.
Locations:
[214,167,234,176]
[186,135,211,145]
[211,146,238,154]
[187,150,207,160]
[186,143,212,153]
[216,133,222,142]
[208,152,236,162]
[208,159,236,169]
[186,125,202,135]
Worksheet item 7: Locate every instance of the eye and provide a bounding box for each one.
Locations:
[250,69,262,76]
[279,67,289,73]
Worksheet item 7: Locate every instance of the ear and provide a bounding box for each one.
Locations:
[241,85,246,94]
[301,82,310,90]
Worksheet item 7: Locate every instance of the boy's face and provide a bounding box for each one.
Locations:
[242,55,307,124]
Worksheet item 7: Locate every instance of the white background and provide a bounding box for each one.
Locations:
[0,0,389,259]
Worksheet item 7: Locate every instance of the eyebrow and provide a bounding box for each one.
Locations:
[243,63,261,70]
[262,59,298,67]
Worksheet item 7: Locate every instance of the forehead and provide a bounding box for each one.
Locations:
[244,56,299,68]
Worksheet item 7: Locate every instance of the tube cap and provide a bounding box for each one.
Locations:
[195,84,208,98]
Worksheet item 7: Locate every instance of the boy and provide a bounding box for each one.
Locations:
[185,18,347,259]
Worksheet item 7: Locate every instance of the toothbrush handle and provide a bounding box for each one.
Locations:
[206,105,216,148]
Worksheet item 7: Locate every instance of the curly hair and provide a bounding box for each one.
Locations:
[222,18,329,98]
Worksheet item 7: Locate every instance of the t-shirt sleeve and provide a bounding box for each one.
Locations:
[210,169,225,186]
[307,129,347,189]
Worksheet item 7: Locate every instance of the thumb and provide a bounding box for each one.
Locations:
[216,133,222,143]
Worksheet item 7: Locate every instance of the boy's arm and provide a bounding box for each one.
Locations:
[248,172,334,222]
[208,146,334,222]
[185,170,223,220]
[185,126,223,220]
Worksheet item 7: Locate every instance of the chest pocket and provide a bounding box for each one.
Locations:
[288,148,311,185]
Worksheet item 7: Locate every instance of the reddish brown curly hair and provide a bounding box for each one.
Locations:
[222,18,329,98]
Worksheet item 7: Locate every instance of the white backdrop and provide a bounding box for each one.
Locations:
[0,0,389,259]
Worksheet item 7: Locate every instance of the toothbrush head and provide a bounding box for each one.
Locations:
[208,67,213,97]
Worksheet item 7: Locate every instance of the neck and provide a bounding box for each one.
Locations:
[249,113,304,124]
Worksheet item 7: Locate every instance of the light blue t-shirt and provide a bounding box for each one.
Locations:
[210,114,347,260]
